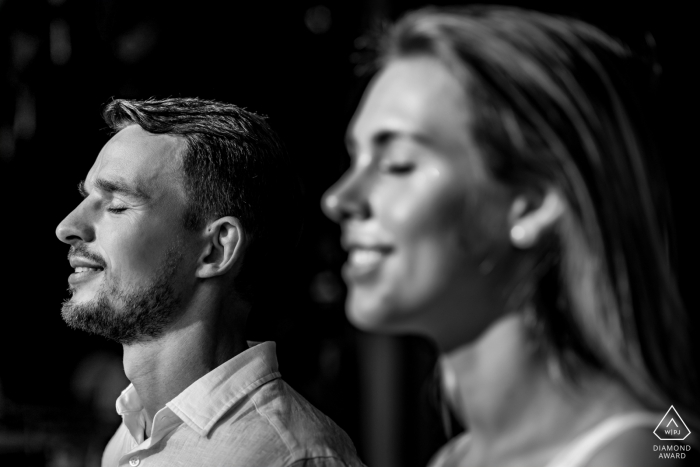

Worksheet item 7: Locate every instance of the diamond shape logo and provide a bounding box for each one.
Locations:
[654,406,691,441]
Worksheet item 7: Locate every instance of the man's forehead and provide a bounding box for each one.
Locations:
[87,125,185,189]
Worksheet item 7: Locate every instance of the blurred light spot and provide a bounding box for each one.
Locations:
[0,126,15,161]
[14,87,36,141]
[354,36,370,49]
[305,5,331,34]
[50,18,71,65]
[47,445,83,467]
[48,0,67,5]
[319,340,342,379]
[10,31,40,71]
[310,270,343,305]
[115,22,158,63]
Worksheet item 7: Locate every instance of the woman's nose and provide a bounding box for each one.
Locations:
[322,170,371,223]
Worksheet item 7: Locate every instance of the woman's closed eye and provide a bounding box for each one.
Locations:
[382,161,416,175]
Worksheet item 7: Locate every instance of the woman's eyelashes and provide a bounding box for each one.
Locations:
[381,161,416,175]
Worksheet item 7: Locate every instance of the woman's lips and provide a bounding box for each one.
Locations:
[344,246,392,283]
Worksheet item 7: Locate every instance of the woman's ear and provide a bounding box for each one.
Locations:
[508,188,565,249]
[196,216,247,279]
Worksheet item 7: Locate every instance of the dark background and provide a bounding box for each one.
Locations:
[0,1,695,466]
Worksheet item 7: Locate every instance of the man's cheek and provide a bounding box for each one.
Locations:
[113,233,164,276]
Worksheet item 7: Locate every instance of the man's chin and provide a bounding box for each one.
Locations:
[60,285,180,345]
[61,249,182,344]
[61,295,135,343]
[67,284,100,303]
[61,298,117,340]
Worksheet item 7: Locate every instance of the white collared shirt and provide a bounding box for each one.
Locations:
[102,341,364,467]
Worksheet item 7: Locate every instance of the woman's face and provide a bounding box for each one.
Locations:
[323,57,518,349]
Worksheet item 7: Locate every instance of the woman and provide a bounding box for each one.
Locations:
[322,6,698,467]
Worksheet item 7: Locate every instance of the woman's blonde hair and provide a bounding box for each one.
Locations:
[376,5,697,426]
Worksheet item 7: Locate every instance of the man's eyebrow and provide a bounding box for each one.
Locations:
[79,178,150,201]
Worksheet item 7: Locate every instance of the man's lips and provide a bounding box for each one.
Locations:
[68,256,105,286]
[73,266,102,273]
[69,257,105,270]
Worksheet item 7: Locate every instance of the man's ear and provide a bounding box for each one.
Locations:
[508,187,565,249]
[196,216,246,279]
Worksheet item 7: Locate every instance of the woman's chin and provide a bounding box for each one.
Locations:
[346,293,387,331]
[345,292,418,335]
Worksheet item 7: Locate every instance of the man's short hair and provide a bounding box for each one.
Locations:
[102,97,302,302]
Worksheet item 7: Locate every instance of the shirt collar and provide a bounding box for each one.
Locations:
[115,341,282,439]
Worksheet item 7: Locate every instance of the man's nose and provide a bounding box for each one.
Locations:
[56,203,94,245]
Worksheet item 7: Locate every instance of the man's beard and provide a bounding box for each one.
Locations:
[61,247,184,345]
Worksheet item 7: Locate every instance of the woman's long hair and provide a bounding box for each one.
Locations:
[375,6,698,429]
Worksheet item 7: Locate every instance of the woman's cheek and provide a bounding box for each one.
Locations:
[384,172,460,234]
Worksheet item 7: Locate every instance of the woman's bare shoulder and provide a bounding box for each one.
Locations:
[586,427,696,467]
[427,433,471,467]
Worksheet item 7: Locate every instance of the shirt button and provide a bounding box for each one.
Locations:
[129,456,140,466]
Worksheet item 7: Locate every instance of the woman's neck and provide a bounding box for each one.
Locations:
[439,312,646,466]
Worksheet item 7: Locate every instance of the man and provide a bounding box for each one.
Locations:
[56,98,364,467]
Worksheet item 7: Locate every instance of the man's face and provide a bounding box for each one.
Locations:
[56,124,196,344]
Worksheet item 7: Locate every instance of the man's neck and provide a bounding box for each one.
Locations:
[440,312,645,466]
[122,296,249,439]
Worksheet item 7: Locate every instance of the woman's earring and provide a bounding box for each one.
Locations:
[510,224,535,249]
